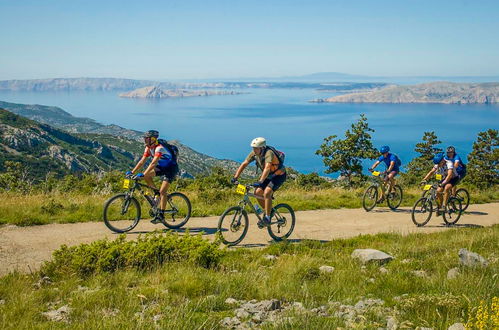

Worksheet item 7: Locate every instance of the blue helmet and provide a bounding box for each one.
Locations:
[380,146,390,154]
[433,152,444,164]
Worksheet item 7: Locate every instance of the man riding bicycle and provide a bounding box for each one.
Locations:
[127,130,179,224]
[232,137,286,228]
[369,146,400,202]
[421,152,459,215]
[444,146,466,196]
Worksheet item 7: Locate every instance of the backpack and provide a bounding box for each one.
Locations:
[456,162,467,177]
[158,139,179,165]
[265,146,285,171]
[393,154,402,167]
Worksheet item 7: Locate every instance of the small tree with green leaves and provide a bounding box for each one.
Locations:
[316,114,378,185]
[466,129,498,188]
[402,131,442,185]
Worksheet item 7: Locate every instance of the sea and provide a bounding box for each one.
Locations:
[0,88,498,176]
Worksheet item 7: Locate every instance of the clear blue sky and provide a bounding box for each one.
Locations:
[1,0,498,80]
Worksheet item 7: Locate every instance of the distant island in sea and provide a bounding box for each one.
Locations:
[312,82,499,104]
[118,86,243,99]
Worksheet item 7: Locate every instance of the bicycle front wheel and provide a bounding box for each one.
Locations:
[217,206,249,246]
[162,192,192,229]
[103,194,141,233]
[443,197,462,225]
[387,185,403,210]
[362,186,378,212]
[455,188,470,212]
[411,197,432,227]
[268,203,295,241]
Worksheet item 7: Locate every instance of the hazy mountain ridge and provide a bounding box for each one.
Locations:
[119,86,243,98]
[0,101,247,177]
[313,82,499,104]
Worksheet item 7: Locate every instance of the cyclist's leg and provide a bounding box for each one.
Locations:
[263,187,274,217]
[143,171,157,190]
[255,187,266,209]
[387,171,397,193]
[443,183,453,207]
[436,186,444,208]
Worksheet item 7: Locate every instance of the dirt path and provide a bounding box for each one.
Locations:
[0,203,497,276]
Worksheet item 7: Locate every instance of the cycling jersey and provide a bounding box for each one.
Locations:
[143,144,175,168]
[433,162,458,178]
[245,149,286,176]
[378,153,399,171]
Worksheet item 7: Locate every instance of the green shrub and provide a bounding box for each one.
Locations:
[41,233,224,278]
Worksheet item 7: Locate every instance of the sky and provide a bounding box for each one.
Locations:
[1,0,499,80]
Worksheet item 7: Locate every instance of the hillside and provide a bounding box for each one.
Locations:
[0,101,247,177]
[313,82,499,104]
[119,86,242,98]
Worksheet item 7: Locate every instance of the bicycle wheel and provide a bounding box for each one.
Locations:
[161,192,192,229]
[411,197,433,227]
[455,188,470,212]
[267,203,295,241]
[443,197,462,225]
[103,194,141,233]
[362,186,378,212]
[387,185,403,210]
[217,206,249,246]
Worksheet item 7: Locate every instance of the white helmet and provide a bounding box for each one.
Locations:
[250,137,266,148]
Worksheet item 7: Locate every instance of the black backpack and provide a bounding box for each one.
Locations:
[393,154,402,167]
[158,139,179,165]
[265,146,285,170]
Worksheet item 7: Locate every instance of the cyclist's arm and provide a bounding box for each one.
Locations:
[423,167,436,181]
[144,156,160,176]
[441,168,453,185]
[387,161,395,172]
[371,160,380,170]
[132,156,148,174]
[259,162,272,183]
[234,160,250,179]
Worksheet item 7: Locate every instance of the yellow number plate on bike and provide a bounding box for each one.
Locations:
[423,184,432,191]
[235,184,247,195]
[123,179,131,189]
[372,171,380,177]
[435,174,442,180]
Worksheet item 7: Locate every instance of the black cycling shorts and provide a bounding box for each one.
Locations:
[261,173,287,191]
[155,165,179,183]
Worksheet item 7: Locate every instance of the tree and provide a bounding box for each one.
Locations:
[316,114,378,185]
[466,129,498,188]
[403,131,442,185]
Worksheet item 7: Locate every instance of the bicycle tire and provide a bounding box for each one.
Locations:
[455,188,470,212]
[161,192,192,229]
[443,197,462,225]
[217,206,249,246]
[267,203,296,241]
[411,197,433,227]
[387,185,403,210]
[362,186,378,212]
[103,194,141,233]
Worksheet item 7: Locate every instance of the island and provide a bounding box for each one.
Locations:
[119,86,243,99]
[311,82,499,104]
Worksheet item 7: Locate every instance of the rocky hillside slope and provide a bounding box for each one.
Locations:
[314,82,499,104]
[119,86,242,98]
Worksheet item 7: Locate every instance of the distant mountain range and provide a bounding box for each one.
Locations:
[312,82,499,104]
[119,86,243,99]
[0,101,247,178]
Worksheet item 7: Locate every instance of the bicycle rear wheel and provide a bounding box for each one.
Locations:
[161,192,192,229]
[217,206,249,246]
[362,186,378,212]
[455,188,470,212]
[103,194,141,233]
[443,197,462,225]
[267,203,295,241]
[411,197,432,227]
[387,185,403,210]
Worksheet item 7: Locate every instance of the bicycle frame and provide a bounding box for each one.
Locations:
[235,185,283,225]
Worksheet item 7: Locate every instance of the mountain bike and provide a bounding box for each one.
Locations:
[217,182,295,246]
[421,174,470,212]
[411,182,462,227]
[103,174,191,233]
[362,170,403,212]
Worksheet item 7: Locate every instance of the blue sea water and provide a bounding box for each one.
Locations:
[0,88,498,176]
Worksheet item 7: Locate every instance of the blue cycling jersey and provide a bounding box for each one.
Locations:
[378,153,399,171]
[444,154,462,163]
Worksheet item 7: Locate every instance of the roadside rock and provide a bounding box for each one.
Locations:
[221,316,241,328]
[448,323,465,330]
[387,316,398,330]
[264,255,278,261]
[34,276,52,289]
[42,305,71,322]
[225,298,240,305]
[412,270,428,278]
[354,298,384,310]
[459,249,488,267]
[0,299,5,305]
[379,267,389,274]
[447,268,460,280]
[319,265,335,274]
[352,249,394,264]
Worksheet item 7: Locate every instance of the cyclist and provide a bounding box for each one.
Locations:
[421,152,459,214]
[444,146,465,195]
[369,146,400,202]
[127,130,179,224]
[231,137,286,228]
